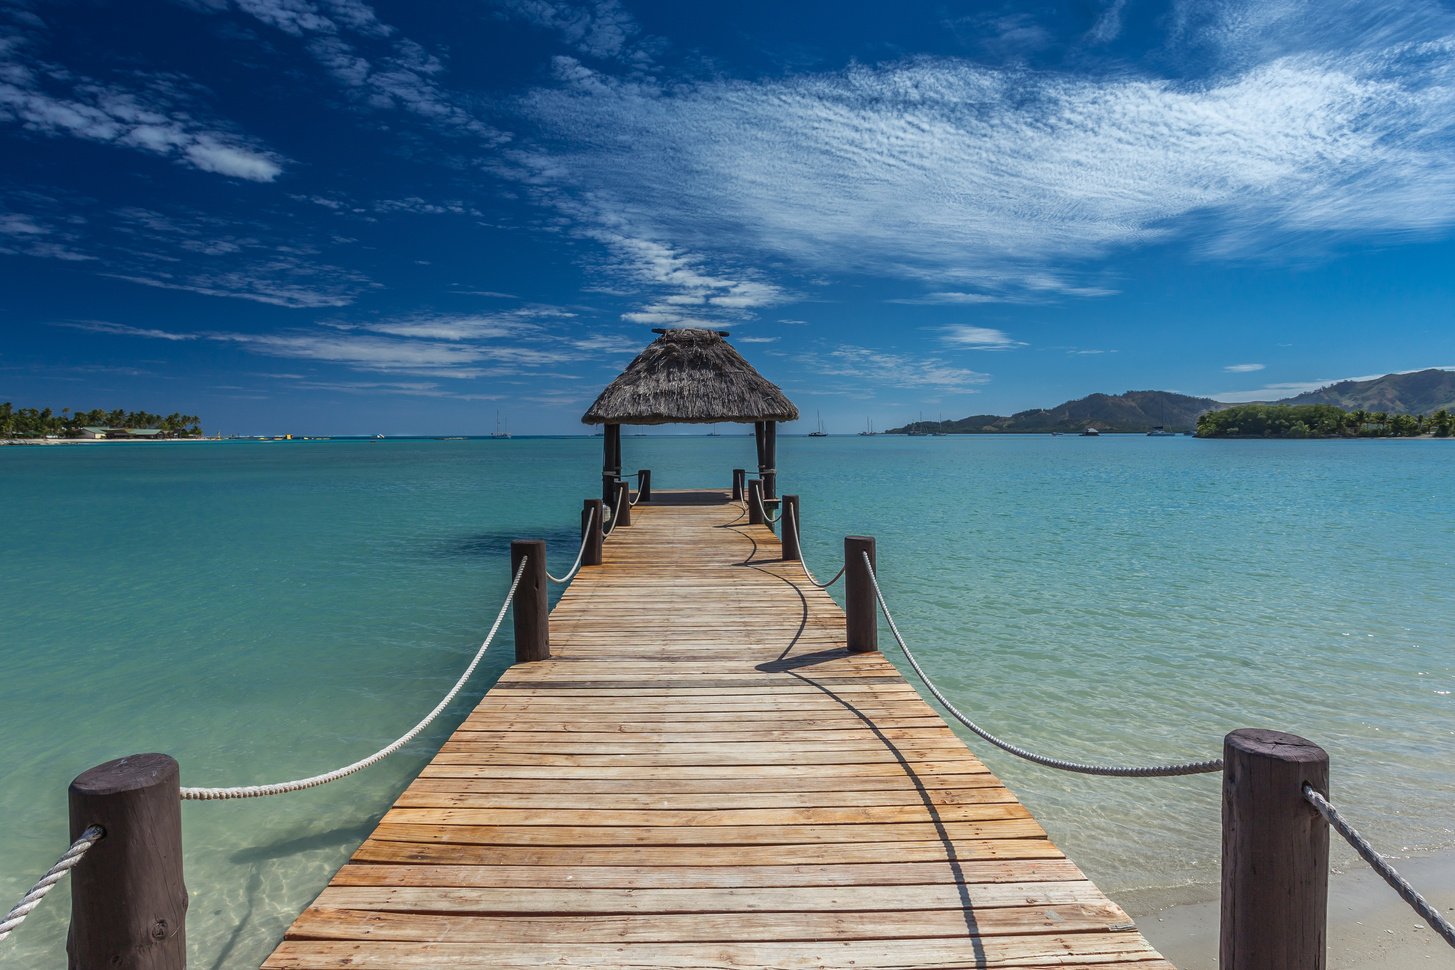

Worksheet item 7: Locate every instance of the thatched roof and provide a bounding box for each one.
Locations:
[582,329,799,425]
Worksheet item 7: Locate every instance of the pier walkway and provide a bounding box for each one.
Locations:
[263,490,1172,970]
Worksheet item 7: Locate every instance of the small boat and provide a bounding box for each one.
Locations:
[373,434,384,439]
[1147,426,1177,436]
[1080,427,1101,437]
[858,418,876,437]
[491,411,511,439]
[808,411,828,437]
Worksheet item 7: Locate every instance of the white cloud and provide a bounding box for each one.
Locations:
[57,320,200,341]
[940,326,1025,351]
[183,139,283,180]
[497,0,652,64]
[1224,362,1266,372]
[815,346,990,392]
[1209,365,1455,402]
[517,36,1455,297]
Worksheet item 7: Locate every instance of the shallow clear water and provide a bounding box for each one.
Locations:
[2,435,1452,965]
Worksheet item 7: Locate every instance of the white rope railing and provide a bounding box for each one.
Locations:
[629,474,644,507]
[1305,786,1455,948]
[751,484,780,524]
[180,557,528,799]
[783,503,845,588]
[547,514,593,584]
[862,552,1223,777]
[0,825,104,944]
[601,484,627,538]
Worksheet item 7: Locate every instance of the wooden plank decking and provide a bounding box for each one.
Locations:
[264,490,1173,970]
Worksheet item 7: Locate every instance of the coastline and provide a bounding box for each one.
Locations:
[1130,851,1455,968]
[0,437,216,446]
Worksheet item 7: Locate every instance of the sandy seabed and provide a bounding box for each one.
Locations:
[1131,852,1455,968]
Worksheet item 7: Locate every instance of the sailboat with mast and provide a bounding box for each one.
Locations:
[858,418,876,436]
[491,411,511,439]
[808,411,828,437]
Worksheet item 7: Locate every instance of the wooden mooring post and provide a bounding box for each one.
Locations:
[1220,728,1330,970]
[636,469,651,502]
[580,498,603,566]
[510,539,549,663]
[614,480,632,527]
[67,753,187,970]
[747,479,764,525]
[780,495,801,561]
[731,468,745,502]
[844,535,878,653]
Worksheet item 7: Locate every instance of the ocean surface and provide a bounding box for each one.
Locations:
[2,435,1452,967]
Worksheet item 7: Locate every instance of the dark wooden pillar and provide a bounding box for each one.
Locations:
[844,535,878,653]
[615,480,632,527]
[510,539,549,663]
[753,421,766,479]
[67,753,187,970]
[602,423,621,505]
[731,468,746,501]
[636,469,651,502]
[580,499,603,566]
[747,479,764,525]
[1221,728,1329,970]
[781,495,800,561]
[762,421,777,500]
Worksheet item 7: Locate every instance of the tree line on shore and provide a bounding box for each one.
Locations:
[0,403,202,438]
[1196,404,1454,438]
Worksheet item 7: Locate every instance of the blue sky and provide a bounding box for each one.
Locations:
[3,0,1454,435]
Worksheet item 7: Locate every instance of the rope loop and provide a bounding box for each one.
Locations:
[0,825,104,944]
[180,557,528,800]
[784,503,845,589]
[1305,786,1455,949]
[752,485,781,524]
[547,515,593,584]
[861,552,1223,778]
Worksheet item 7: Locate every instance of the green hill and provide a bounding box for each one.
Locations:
[887,390,1220,435]
[1276,369,1455,414]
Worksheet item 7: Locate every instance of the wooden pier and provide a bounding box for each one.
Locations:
[263,490,1172,970]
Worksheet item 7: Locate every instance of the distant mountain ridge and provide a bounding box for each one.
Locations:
[886,369,1455,435]
[1277,369,1455,414]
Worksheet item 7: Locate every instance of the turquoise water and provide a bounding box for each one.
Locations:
[2,435,1453,965]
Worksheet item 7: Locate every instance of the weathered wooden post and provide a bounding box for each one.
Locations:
[636,469,652,502]
[762,421,777,500]
[731,468,746,501]
[747,479,764,525]
[510,539,549,663]
[844,535,878,653]
[67,753,187,970]
[602,423,621,506]
[1220,728,1329,970]
[781,495,801,561]
[580,499,603,566]
[615,480,632,527]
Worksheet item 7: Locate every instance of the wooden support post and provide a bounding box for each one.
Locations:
[753,421,766,479]
[781,495,801,561]
[510,539,549,663]
[844,535,878,653]
[762,421,777,500]
[67,753,187,970]
[747,479,764,525]
[1220,728,1330,970]
[636,469,651,502]
[731,468,745,501]
[615,480,632,527]
[580,499,603,566]
[602,424,620,505]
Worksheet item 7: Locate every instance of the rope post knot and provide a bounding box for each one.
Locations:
[67,753,187,970]
[510,541,549,663]
[844,536,878,653]
[1220,728,1329,970]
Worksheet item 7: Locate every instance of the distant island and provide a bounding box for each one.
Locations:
[1197,404,1452,438]
[1,404,202,440]
[887,369,1455,435]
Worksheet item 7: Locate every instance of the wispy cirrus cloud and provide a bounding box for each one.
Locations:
[0,31,284,180]
[1224,362,1265,372]
[941,326,1025,351]
[514,25,1455,301]
[1209,365,1455,402]
[814,346,989,392]
[495,0,656,67]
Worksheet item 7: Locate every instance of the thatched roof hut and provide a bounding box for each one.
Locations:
[584,329,797,507]
[582,329,798,426]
